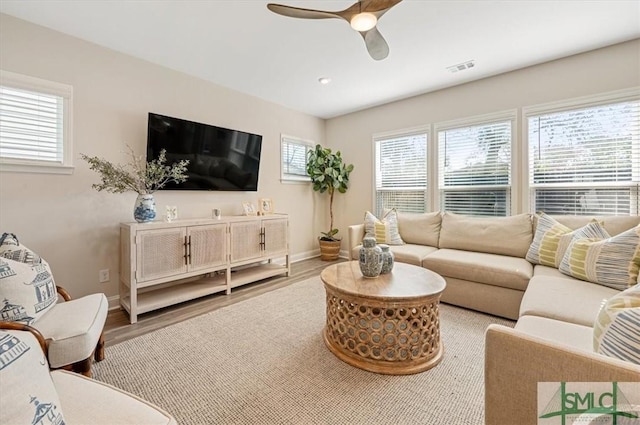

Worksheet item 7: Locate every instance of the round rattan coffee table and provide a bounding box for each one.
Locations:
[321,261,446,375]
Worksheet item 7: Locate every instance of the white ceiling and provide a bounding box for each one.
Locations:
[1,0,639,119]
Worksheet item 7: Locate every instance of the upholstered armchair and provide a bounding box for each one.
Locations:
[0,328,176,425]
[0,232,108,377]
[0,285,108,376]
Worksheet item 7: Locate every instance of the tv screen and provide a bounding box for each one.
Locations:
[146,113,262,191]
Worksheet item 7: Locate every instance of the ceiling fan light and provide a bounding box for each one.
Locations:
[350,12,377,32]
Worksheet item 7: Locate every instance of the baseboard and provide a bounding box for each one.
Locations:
[107,294,120,311]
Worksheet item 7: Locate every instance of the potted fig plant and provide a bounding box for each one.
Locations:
[306,144,354,261]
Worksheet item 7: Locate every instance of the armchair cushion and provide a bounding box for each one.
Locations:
[0,330,66,425]
[52,370,177,425]
[33,293,108,368]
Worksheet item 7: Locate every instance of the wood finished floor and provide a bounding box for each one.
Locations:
[104,257,345,346]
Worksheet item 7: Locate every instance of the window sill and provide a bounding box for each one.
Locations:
[0,162,75,175]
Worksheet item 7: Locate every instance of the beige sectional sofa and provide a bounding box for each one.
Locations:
[348,211,640,425]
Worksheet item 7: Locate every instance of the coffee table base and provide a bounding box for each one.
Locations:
[322,290,444,375]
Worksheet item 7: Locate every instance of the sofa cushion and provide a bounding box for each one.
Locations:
[438,212,533,257]
[0,330,66,425]
[515,315,594,353]
[558,225,640,291]
[397,211,441,247]
[593,284,640,365]
[32,293,108,368]
[520,275,619,326]
[526,213,608,267]
[363,210,404,245]
[0,234,57,325]
[52,370,176,425]
[422,248,533,291]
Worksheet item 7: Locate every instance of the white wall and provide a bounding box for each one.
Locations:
[325,39,640,244]
[0,14,326,301]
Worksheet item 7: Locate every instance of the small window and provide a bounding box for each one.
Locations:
[0,70,73,174]
[281,135,313,182]
[437,114,514,217]
[374,131,428,215]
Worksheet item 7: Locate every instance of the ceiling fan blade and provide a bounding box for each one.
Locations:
[267,4,342,20]
[361,0,403,16]
[359,26,389,60]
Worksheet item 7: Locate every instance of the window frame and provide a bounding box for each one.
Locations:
[521,87,640,214]
[434,110,518,216]
[372,125,430,216]
[0,70,74,174]
[280,134,314,183]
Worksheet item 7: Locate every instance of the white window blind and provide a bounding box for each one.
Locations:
[0,70,73,174]
[374,133,427,215]
[281,135,312,182]
[528,100,640,215]
[438,120,512,216]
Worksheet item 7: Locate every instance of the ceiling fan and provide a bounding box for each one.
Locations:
[266,0,403,61]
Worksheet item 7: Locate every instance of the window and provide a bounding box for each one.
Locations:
[437,114,514,217]
[527,94,640,216]
[0,70,73,174]
[280,134,313,182]
[374,131,428,216]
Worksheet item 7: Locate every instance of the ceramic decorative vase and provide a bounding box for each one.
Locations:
[379,244,394,274]
[359,236,383,278]
[134,194,156,223]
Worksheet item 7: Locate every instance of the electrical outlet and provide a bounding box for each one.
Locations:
[99,269,110,283]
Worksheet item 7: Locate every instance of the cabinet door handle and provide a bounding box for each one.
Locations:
[184,235,188,264]
[187,235,192,264]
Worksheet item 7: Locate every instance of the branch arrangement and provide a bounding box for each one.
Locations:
[81,146,190,195]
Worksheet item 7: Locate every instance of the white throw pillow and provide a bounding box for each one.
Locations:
[593,284,640,365]
[0,233,57,324]
[0,330,66,424]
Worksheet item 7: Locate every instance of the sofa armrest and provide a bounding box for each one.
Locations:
[485,324,640,425]
[347,224,365,260]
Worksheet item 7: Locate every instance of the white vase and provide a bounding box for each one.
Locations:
[134,194,156,223]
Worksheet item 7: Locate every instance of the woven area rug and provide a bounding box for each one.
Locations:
[93,276,514,425]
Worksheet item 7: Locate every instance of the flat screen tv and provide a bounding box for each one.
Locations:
[146,113,262,191]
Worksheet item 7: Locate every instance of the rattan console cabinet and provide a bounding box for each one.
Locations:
[120,214,289,323]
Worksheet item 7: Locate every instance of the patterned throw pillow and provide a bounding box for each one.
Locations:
[0,233,57,324]
[526,213,609,268]
[0,330,66,424]
[363,210,404,245]
[593,284,640,365]
[559,225,640,290]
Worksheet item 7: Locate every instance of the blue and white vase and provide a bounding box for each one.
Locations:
[359,236,383,278]
[379,244,394,274]
[134,194,156,223]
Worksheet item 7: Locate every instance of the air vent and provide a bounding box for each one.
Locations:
[447,60,475,73]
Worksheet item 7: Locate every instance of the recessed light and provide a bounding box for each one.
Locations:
[318,77,332,85]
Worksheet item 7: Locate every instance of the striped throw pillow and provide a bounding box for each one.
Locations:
[593,284,640,365]
[363,210,404,245]
[559,225,640,290]
[526,213,607,268]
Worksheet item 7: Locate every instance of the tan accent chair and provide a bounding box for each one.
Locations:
[0,285,108,377]
[1,328,176,425]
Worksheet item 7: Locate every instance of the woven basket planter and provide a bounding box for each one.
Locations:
[319,239,341,261]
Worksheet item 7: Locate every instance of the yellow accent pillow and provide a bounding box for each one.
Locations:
[363,210,404,245]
